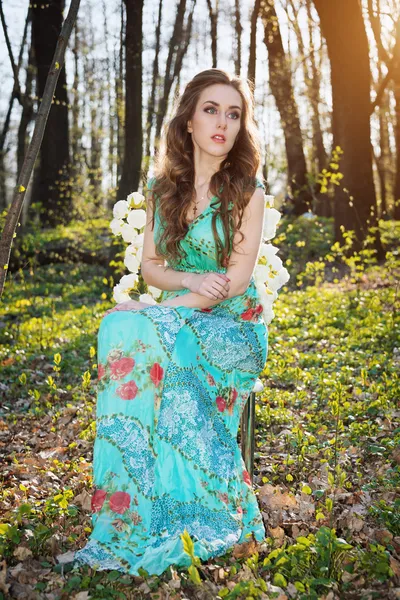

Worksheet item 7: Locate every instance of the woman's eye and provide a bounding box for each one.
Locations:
[204,107,240,119]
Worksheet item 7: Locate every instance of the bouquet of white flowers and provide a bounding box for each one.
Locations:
[109,190,290,324]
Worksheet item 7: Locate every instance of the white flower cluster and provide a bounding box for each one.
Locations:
[109,191,290,323]
[253,195,290,324]
[109,192,162,305]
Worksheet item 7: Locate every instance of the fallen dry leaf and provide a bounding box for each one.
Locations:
[0,560,10,595]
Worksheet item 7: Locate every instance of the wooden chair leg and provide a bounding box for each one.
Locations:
[240,391,256,483]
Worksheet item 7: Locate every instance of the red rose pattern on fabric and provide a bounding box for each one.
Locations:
[150,362,164,387]
[109,357,135,380]
[116,380,138,400]
[91,489,107,513]
[109,491,131,514]
[243,470,252,486]
[215,387,238,415]
[97,363,106,380]
[216,396,227,412]
[240,303,264,323]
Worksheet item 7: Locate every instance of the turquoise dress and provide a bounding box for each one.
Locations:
[73,178,268,576]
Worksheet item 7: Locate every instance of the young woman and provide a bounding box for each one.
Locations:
[74,68,269,576]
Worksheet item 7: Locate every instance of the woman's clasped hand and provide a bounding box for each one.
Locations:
[102,271,231,317]
[182,271,230,300]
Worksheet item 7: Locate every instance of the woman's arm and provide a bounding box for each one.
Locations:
[140,196,188,291]
[160,187,266,309]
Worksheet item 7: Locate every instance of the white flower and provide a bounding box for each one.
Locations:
[258,242,279,262]
[124,253,140,274]
[121,223,138,244]
[110,218,125,236]
[136,246,143,262]
[113,284,131,303]
[148,285,162,299]
[265,194,275,208]
[254,264,270,285]
[131,232,144,248]
[139,293,157,304]
[266,267,290,293]
[263,207,281,241]
[127,209,146,230]
[127,191,145,208]
[119,273,139,290]
[126,243,139,256]
[113,200,129,219]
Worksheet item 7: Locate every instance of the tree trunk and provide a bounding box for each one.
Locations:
[143,0,163,182]
[17,43,35,181]
[115,0,125,189]
[393,71,400,219]
[31,0,72,227]
[0,0,80,298]
[206,0,218,68]
[0,4,31,209]
[247,0,261,84]
[260,0,311,216]
[367,0,400,219]
[233,0,242,76]
[154,0,195,145]
[118,0,143,200]
[313,0,384,257]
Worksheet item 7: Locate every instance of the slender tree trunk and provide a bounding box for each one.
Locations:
[143,0,163,180]
[71,22,81,170]
[0,0,80,298]
[154,0,196,144]
[115,0,125,188]
[247,0,261,84]
[260,0,311,215]
[0,4,31,209]
[118,0,143,199]
[206,0,218,68]
[233,0,242,76]
[31,0,72,226]
[17,43,35,180]
[367,0,400,220]
[393,69,400,219]
[102,0,115,192]
[313,0,384,257]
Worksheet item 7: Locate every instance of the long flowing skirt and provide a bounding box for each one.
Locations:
[74,304,268,576]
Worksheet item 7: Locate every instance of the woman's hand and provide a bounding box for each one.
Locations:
[103,300,155,317]
[182,272,231,300]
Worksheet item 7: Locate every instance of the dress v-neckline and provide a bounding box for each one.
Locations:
[187,195,218,227]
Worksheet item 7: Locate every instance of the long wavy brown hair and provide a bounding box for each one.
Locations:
[146,68,264,270]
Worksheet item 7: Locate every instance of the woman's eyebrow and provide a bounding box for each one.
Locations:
[202,100,242,110]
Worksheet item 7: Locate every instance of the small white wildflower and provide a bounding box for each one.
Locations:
[113,200,129,219]
[121,223,138,244]
[139,293,157,304]
[127,209,146,230]
[265,194,275,208]
[110,218,125,236]
[124,253,140,274]
[113,285,131,303]
[127,191,145,208]
[263,207,281,240]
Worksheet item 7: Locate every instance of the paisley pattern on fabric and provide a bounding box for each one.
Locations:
[73,177,269,576]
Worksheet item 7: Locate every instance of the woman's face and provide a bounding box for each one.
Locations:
[187,83,242,159]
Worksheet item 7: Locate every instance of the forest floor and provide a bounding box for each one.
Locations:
[0,252,399,600]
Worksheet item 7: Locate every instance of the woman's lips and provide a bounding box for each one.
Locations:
[211,135,226,144]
